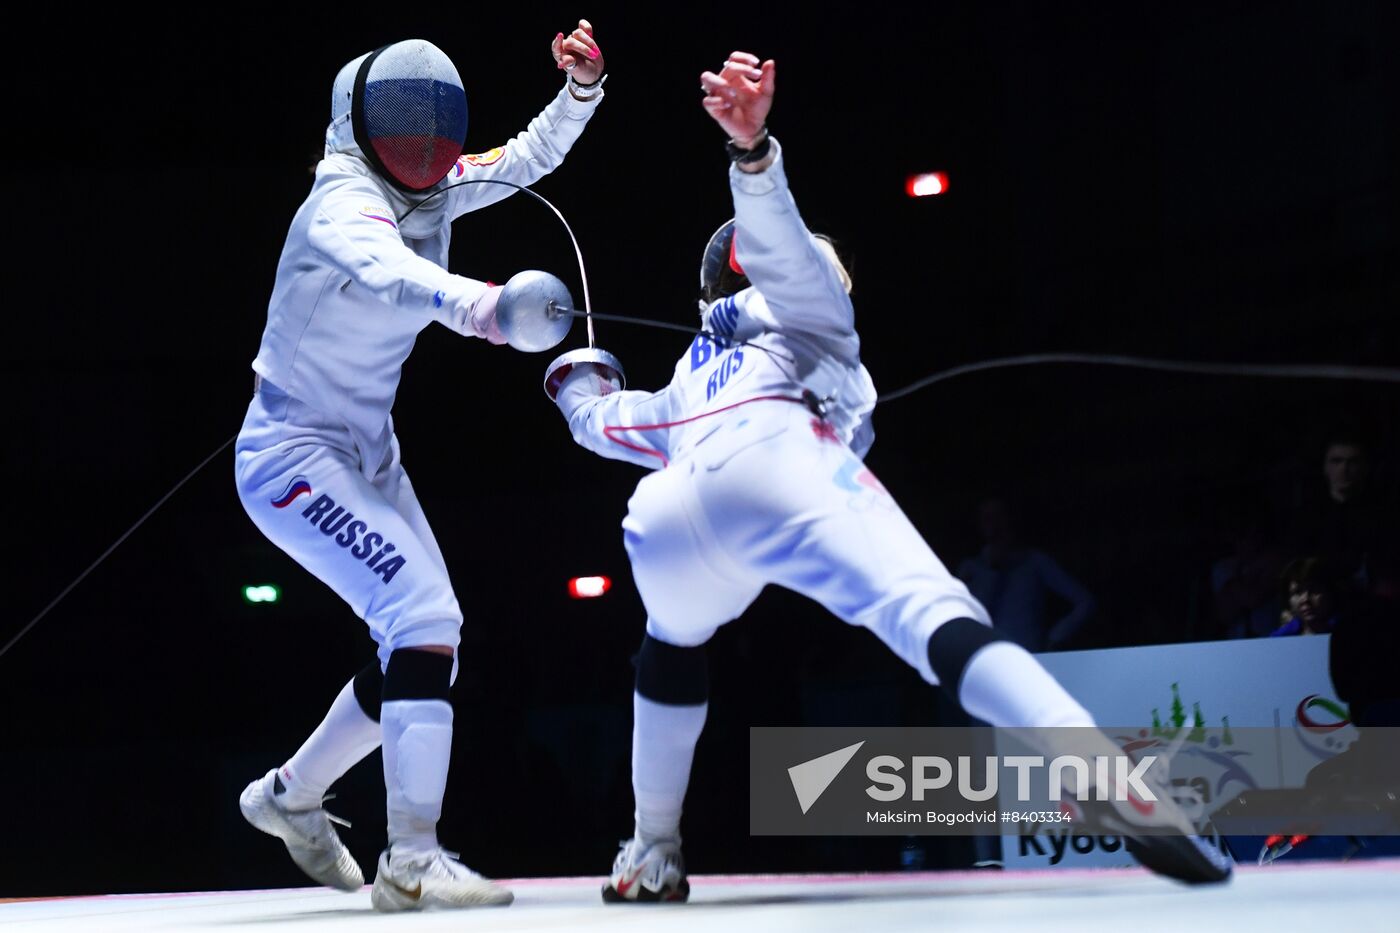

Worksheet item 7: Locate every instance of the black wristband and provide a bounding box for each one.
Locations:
[566,73,605,102]
[726,131,771,164]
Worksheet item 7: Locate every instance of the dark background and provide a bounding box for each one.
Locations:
[3,2,1398,896]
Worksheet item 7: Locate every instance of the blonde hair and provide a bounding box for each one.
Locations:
[814,235,853,294]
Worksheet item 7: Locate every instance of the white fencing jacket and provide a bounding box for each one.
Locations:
[558,139,877,469]
[253,83,602,460]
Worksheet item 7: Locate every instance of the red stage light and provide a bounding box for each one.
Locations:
[568,576,613,599]
[905,172,949,197]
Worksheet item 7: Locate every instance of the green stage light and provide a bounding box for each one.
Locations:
[242,584,281,604]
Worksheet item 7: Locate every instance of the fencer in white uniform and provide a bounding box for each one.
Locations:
[550,52,1231,900]
[235,27,606,912]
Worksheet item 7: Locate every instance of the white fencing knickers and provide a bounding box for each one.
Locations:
[622,401,990,686]
[235,380,462,668]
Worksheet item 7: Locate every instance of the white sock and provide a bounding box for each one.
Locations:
[958,642,1095,728]
[632,693,707,846]
[276,679,381,811]
[381,698,453,858]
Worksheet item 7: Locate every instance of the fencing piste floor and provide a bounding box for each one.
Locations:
[3,861,1396,932]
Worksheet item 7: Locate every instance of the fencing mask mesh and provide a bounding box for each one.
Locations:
[335,40,468,192]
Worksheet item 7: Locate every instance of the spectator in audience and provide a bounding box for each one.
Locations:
[1288,430,1394,592]
[956,498,1095,652]
[1271,557,1344,637]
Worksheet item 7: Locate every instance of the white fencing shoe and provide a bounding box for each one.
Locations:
[1057,736,1233,885]
[369,847,514,911]
[239,769,363,891]
[602,837,690,903]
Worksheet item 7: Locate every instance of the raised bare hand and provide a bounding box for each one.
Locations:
[552,19,604,85]
[700,51,774,145]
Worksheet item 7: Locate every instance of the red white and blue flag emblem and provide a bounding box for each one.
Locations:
[271,475,312,509]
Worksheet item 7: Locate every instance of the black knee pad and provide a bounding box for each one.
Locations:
[352,662,384,721]
[635,634,708,706]
[927,618,1009,702]
[382,648,453,703]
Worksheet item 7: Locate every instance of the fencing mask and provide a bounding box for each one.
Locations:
[328,40,468,192]
[698,219,748,310]
[697,218,853,312]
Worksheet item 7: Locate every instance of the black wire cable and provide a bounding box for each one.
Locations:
[550,308,1400,402]
[551,307,797,366]
[0,434,236,661]
[556,308,706,339]
[875,354,1400,402]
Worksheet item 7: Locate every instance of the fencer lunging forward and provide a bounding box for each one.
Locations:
[549,51,1232,901]
[235,26,605,912]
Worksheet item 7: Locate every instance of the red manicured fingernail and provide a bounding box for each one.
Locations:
[556,32,563,39]
[588,47,600,59]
